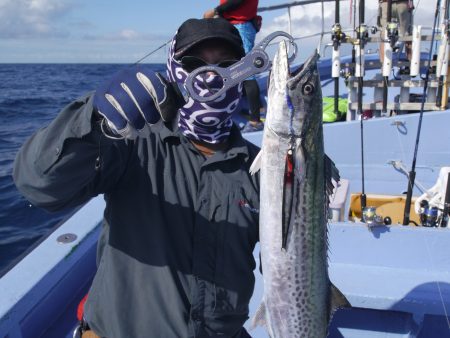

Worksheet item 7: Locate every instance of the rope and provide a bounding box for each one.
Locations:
[288,6,292,36]
[319,0,325,48]
[395,126,408,172]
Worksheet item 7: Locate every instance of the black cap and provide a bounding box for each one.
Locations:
[174,18,245,59]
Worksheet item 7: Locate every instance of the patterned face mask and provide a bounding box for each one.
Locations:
[166,37,243,144]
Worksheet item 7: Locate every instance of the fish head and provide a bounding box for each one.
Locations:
[287,50,322,139]
[266,41,322,139]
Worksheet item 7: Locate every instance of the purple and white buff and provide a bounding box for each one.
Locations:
[166,37,243,144]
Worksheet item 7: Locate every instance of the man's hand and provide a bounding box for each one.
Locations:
[203,9,218,19]
[94,66,184,138]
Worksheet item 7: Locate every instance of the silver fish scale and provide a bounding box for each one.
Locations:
[257,41,330,338]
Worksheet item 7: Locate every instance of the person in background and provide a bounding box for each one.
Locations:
[204,0,264,132]
[378,0,414,72]
[14,18,259,338]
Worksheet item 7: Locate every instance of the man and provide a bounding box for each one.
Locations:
[204,0,264,132]
[378,0,414,67]
[14,18,259,338]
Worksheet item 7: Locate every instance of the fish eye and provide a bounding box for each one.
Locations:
[302,83,314,95]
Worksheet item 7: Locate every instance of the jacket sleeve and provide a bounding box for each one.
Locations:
[13,93,131,212]
[215,0,244,14]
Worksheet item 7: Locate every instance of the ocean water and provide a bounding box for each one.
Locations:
[0,63,166,276]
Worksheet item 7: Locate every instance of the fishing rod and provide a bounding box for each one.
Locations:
[331,0,346,119]
[436,0,450,107]
[402,0,442,225]
[351,0,356,69]
[382,0,398,116]
[132,40,171,65]
[356,0,368,212]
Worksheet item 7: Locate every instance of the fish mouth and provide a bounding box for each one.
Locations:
[288,50,320,89]
[267,42,320,137]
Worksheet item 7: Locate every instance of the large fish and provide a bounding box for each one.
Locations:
[250,41,349,337]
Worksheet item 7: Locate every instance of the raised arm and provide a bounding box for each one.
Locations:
[13,93,131,211]
[13,66,182,212]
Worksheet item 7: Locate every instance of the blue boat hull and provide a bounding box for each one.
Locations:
[1,52,450,337]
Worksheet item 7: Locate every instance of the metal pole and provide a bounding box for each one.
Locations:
[382,0,393,115]
[334,0,340,117]
[257,0,336,12]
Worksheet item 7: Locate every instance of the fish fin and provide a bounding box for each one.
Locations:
[329,282,351,320]
[324,154,340,203]
[250,301,267,330]
[249,150,262,175]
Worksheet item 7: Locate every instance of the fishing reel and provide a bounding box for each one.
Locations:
[355,24,369,48]
[362,206,379,225]
[340,68,351,80]
[331,23,346,51]
[442,202,450,227]
[362,206,392,227]
[386,22,399,49]
[419,200,439,227]
[418,199,450,227]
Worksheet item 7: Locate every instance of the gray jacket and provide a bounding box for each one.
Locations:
[13,93,260,338]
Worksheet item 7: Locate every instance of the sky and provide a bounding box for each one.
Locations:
[0,0,436,63]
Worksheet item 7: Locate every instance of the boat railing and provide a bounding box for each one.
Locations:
[257,0,450,120]
[0,197,105,338]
